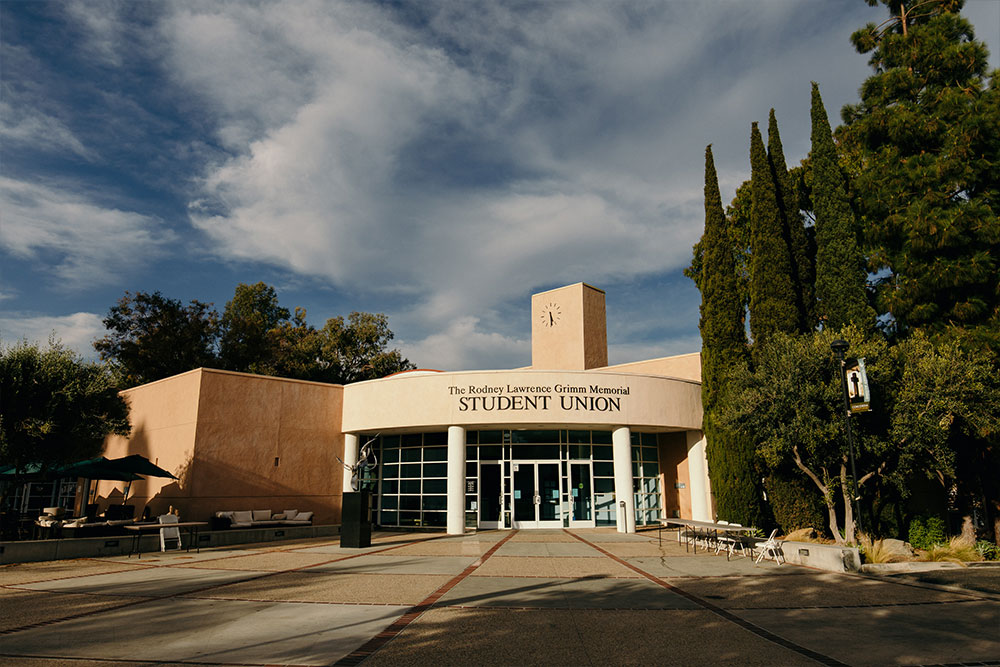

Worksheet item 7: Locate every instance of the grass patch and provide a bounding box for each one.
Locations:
[919,537,979,564]
[858,534,910,564]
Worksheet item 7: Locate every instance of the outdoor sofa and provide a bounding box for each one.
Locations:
[211,509,313,530]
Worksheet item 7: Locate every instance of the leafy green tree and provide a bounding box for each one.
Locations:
[95,291,219,387]
[1,340,130,478]
[767,109,816,331]
[316,312,415,384]
[219,282,290,373]
[749,122,801,342]
[717,325,999,544]
[839,0,1000,348]
[810,83,877,331]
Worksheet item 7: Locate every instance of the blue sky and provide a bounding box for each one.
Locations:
[2,1,998,371]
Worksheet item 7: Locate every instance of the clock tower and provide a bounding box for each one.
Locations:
[531,283,608,370]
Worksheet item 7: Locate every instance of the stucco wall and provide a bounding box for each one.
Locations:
[97,370,202,515]
[190,370,344,524]
[100,369,345,524]
[342,369,702,434]
[604,352,702,383]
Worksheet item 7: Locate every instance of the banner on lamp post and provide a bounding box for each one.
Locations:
[844,357,871,413]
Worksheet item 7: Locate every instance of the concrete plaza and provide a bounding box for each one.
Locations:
[1,528,997,666]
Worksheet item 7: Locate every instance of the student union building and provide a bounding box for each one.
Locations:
[100,283,713,533]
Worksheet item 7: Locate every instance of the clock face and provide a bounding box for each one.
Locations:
[539,302,561,327]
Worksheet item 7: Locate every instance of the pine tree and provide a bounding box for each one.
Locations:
[811,83,877,331]
[697,146,769,528]
[838,0,1000,349]
[767,109,816,331]
[749,122,800,341]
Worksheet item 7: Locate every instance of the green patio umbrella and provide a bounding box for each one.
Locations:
[105,455,178,479]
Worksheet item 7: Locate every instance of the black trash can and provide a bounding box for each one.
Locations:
[341,490,372,548]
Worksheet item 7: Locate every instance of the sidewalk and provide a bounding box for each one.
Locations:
[1,528,997,666]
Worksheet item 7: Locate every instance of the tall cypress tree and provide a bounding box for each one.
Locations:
[749,122,800,342]
[767,110,816,332]
[698,146,769,527]
[811,83,876,331]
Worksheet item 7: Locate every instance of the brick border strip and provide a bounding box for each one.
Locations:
[568,531,849,667]
[331,530,518,666]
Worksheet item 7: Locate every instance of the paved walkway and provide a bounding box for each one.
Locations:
[0,528,997,666]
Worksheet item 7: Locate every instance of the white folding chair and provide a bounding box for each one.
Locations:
[159,514,182,552]
[754,528,784,564]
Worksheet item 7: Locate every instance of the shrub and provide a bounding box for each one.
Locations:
[858,534,907,563]
[908,515,947,551]
[975,540,998,561]
[920,536,979,563]
[765,472,827,535]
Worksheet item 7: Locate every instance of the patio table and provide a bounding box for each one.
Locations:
[125,521,208,558]
[657,518,752,558]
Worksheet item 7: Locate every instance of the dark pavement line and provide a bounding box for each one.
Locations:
[331,529,519,667]
[569,530,849,667]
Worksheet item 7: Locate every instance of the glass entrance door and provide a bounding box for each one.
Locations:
[512,461,562,528]
[479,463,502,529]
[569,462,594,527]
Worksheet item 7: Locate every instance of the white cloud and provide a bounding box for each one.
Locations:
[0,178,175,286]
[398,316,528,372]
[0,101,95,161]
[0,312,105,358]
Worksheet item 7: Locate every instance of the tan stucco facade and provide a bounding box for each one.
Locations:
[99,283,710,530]
[98,369,344,524]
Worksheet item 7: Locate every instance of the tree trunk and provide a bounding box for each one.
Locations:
[841,462,855,544]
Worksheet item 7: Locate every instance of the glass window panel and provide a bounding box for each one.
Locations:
[399,511,420,526]
[510,430,559,443]
[382,464,399,479]
[399,496,420,510]
[642,446,658,461]
[594,491,617,526]
[480,445,502,460]
[400,479,421,494]
[382,447,399,463]
[631,432,641,446]
[424,446,448,461]
[631,446,641,461]
[382,435,400,447]
[642,477,658,494]
[466,445,477,459]
[466,431,478,444]
[593,462,615,477]
[568,430,591,444]
[380,495,398,510]
[592,431,613,445]
[424,432,447,446]
[400,463,421,478]
[422,512,447,527]
[512,443,560,459]
[423,479,447,494]
[422,495,447,511]
[632,462,640,477]
[594,477,615,493]
[643,461,660,477]
[466,461,477,476]
[641,433,658,447]
[401,434,422,447]
[401,448,421,462]
[593,445,613,461]
[465,496,476,511]
[479,430,503,444]
[380,511,398,525]
[381,479,398,495]
[569,444,590,460]
[423,463,447,478]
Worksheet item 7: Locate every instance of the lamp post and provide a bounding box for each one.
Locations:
[830,339,862,538]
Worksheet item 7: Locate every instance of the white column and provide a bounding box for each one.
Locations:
[447,425,466,535]
[612,426,636,533]
[686,431,712,521]
[342,433,359,493]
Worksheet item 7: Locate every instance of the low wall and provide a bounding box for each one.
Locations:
[0,524,340,564]
[778,540,861,573]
